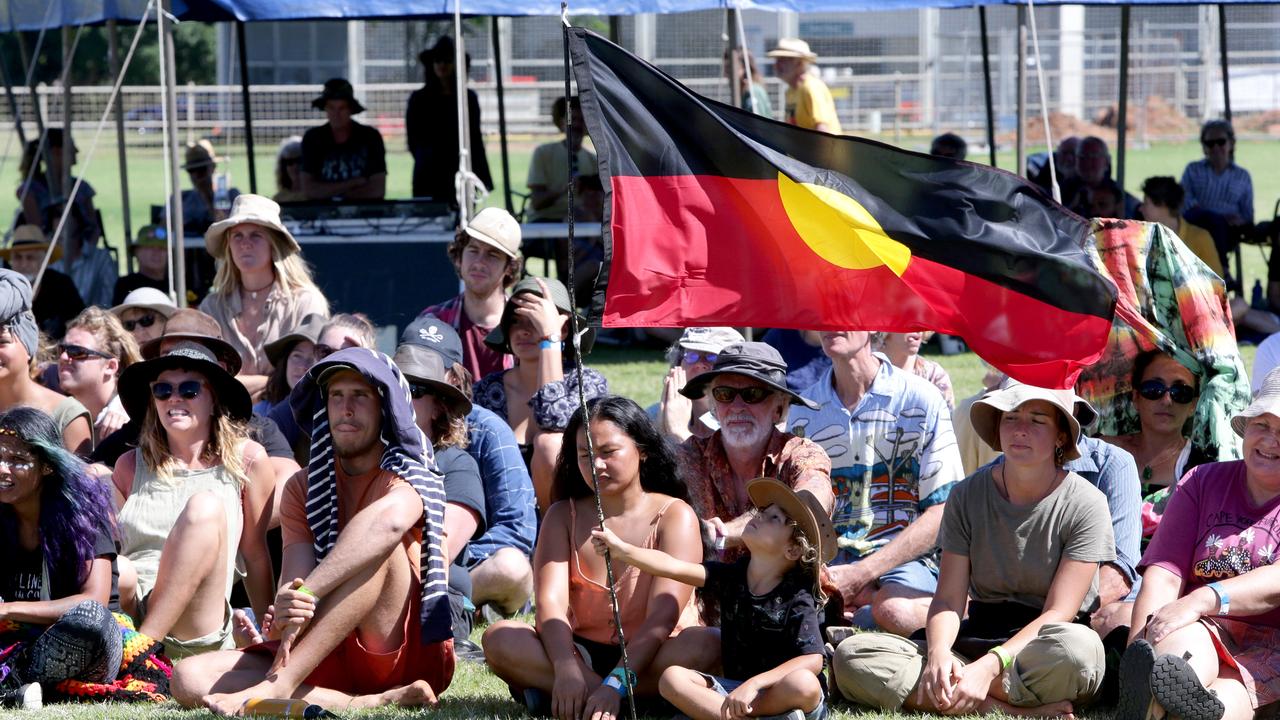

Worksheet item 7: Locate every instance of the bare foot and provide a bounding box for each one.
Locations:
[348,680,439,710]
[232,609,263,648]
[203,683,280,717]
[983,697,1076,719]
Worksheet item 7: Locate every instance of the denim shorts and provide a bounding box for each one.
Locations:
[695,672,827,720]
[876,558,939,594]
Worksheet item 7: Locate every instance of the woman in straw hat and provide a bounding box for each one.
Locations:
[199,194,329,394]
[0,269,92,455]
[111,340,275,659]
[833,381,1114,717]
[483,395,707,719]
[1118,366,1280,720]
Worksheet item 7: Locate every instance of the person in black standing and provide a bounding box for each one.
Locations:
[300,78,387,201]
[406,37,492,204]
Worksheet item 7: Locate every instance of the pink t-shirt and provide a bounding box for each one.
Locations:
[1141,460,1280,628]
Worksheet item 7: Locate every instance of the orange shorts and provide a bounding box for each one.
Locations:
[247,617,455,697]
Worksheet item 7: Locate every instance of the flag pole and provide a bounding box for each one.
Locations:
[562,11,639,720]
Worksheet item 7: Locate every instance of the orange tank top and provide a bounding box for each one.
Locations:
[567,498,702,645]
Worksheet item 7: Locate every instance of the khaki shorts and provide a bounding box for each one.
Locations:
[832,623,1105,710]
[136,583,235,661]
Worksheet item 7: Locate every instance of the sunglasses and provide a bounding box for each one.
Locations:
[409,383,434,400]
[1202,137,1229,148]
[710,385,774,404]
[122,313,158,332]
[1138,379,1196,405]
[151,380,205,401]
[681,350,718,365]
[59,343,113,362]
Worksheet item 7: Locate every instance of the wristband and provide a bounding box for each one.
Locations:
[1208,582,1230,616]
[603,667,636,696]
[539,338,556,350]
[296,584,319,600]
[988,645,1013,671]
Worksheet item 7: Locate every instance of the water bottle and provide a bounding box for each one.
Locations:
[214,173,232,215]
[242,698,337,718]
[1253,279,1265,310]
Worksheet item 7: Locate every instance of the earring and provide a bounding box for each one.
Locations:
[1054,445,1065,466]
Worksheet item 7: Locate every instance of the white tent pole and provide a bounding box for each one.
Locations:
[454,5,474,225]
[160,0,187,306]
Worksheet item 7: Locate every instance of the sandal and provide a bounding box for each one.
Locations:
[1117,639,1158,720]
[1150,652,1225,720]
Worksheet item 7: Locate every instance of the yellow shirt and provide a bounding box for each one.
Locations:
[785,73,841,134]
[1177,221,1224,278]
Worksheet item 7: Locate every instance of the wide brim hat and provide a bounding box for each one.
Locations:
[264,313,327,368]
[680,341,820,410]
[1,225,61,262]
[140,308,243,376]
[767,38,818,60]
[110,287,177,320]
[118,340,253,423]
[970,381,1082,461]
[311,78,366,114]
[1233,367,1280,436]
[746,477,837,565]
[484,276,594,356]
[394,344,472,417]
[204,194,301,259]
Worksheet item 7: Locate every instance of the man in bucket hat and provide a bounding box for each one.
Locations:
[174,348,455,713]
[788,331,963,637]
[301,78,387,201]
[767,38,841,133]
[677,341,834,559]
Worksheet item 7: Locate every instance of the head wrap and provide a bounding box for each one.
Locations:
[287,347,451,645]
[0,269,39,359]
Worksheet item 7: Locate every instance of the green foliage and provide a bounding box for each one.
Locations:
[0,23,217,89]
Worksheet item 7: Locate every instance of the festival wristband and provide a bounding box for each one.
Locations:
[603,667,636,696]
[295,584,319,601]
[539,338,556,350]
[1208,582,1230,616]
[988,645,1013,671]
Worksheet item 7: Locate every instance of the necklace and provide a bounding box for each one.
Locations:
[242,279,274,301]
[1141,440,1185,482]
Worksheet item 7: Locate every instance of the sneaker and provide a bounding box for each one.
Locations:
[1150,652,1225,720]
[1116,639,1156,720]
[0,682,41,710]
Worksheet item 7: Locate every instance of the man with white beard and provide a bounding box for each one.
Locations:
[675,342,834,563]
[788,331,963,638]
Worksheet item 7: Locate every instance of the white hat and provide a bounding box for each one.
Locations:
[678,327,745,354]
[1233,367,1280,437]
[204,194,301,259]
[767,38,818,61]
[463,207,522,259]
[110,287,177,319]
[969,381,1083,462]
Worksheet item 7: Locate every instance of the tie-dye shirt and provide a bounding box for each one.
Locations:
[789,354,963,565]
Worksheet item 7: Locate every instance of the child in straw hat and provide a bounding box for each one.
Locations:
[592,478,835,720]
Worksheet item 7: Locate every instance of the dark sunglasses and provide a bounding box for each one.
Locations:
[315,344,346,360]
[1138,379,1196,405]
[710,385,774,404]
[1202,137,1229,148]
[681,350,718,365]
[122,313,158,332]
[409,383,434,400]
[151,380,205,401]
[59,343,113,361]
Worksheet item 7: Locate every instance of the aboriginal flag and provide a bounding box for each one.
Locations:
[568,29,1118,389]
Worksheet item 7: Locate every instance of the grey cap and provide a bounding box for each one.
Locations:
[680,341,820,410]
[401,314,463,368]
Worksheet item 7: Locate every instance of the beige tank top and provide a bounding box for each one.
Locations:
[117,456,243,601]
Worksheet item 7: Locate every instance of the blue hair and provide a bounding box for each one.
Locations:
[0,407,115,589]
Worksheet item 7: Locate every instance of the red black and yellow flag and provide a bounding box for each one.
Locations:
[569,29,1117,389]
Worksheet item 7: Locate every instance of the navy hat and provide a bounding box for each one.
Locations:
[680,342,820,410]
[401,315,463,367]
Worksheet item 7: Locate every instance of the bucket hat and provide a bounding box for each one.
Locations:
[204,194,301,260]
[110,287,177,320]
[264,313,327,368]
[401,315,463,368]
[677,326,745,355]
[1233,367,1280,436]
[311,78,365,114]
[118,340,253,423]
[139,307,242,375]
[680,342,820,410]
[394,344,472,417]
[969,381,1082,461]
[131,224,170,248]
[484,276,594,355]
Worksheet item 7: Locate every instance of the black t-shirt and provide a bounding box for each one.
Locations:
[91,414,295,467]
[439,445,486,599]
[112,273,169,306]
[28,268,85,340]
[301,121,388,186]
[0,520,120,611]
[703,558,825,682]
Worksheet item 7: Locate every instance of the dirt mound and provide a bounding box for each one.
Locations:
[999,96,1197,145]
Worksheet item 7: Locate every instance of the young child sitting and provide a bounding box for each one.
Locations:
[591,477,835,720]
